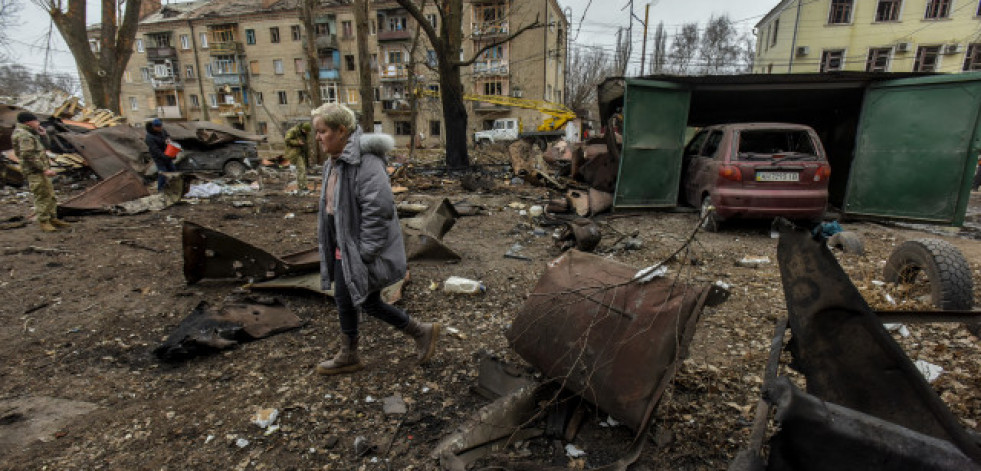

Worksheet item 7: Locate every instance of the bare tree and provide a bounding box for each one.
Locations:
[31,0,143,113]
[650,21,667,74]
[613,27,630,75]
[565,45,613,114]
[395,0,541,171]
[300,0,324,109]
[353,0,375,131]
[0,64,79,97]
[0,0,21,62]
[738,33,755,73]
[667,22,699,75]
[698,14,740,74]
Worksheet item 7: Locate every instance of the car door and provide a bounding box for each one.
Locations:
[681,129,709,205]
[688,129,725,204]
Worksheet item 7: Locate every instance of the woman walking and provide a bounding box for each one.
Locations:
[312,103,440,375]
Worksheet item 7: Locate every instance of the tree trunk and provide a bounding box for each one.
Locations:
[407,23,422,159]
[48,0,141,113]
[301,0,323,108]
[438,59,469,171]
[353,0,374,131]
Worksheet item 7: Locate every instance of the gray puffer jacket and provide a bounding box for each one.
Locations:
[317,127,406,307]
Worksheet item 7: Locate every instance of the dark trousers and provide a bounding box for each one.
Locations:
[333,258,409,337]
[154,157,176,190]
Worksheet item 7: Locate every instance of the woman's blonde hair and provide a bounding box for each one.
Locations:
[311,103,357,131]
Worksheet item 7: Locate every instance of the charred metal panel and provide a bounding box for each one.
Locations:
[765,378,980,471]
[59,129,149,178]
[183,221,294,284]
[59,170,150,213]
[507,250,709,433]
[777,222,981,462]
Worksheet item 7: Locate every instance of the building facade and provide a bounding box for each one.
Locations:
[107,0,567,146]
[754,0,981,74]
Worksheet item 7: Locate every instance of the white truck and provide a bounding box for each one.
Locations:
[473,118,578,149]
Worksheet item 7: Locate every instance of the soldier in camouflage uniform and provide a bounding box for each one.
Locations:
[11,112,70,233]
[284,122,311,193]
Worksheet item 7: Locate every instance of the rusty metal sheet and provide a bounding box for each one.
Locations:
[776,221,981,462]
[506,250,709,433]
[59,170,150,213]
[579,145,619,193]
[403,198,459,239]
[163,121,266,145]
[279,247,320,272]
[153,297,301,361]
[59,129,147,178]
[404,228,461,262]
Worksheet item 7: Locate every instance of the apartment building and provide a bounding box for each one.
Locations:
[108,0,567,146]
[754,0,981,74]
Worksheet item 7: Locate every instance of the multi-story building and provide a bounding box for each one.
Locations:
[754,0,981,74]
[108,0,567,146]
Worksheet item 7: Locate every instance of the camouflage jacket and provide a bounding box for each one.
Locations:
[284,123,311,150]
[11,123,50,176]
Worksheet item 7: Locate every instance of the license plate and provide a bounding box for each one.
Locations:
[755,171,799,182]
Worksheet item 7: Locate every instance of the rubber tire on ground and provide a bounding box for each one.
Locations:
[700,195,721,233]
[223,160,247,178]
[828,231,864,256]
[883,238,973,311]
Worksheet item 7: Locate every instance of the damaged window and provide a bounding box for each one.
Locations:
[876,0,902,21]
[914,45,941,71]
[701,131,724,158]
[820,49,845,72]
[964,43,981,71]
[924,0,950,18]
[829,0,853,24]
[866,47,891,71]
[736,130,818,161]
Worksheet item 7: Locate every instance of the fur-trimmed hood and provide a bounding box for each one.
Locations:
[337,126,395,165]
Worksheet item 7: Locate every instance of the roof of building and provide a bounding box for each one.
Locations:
[754,0,793,30]
[141,0,212,23]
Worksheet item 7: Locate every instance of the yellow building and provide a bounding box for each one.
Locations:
[754,0,981,74]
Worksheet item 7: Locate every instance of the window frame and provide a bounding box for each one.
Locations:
[820,49,846,72]
[430,120,441,136]
[270,26,281,43]
[875,0,902,22]
[924,0,951,19]
[828,0,854,24]
[394,120,412,136]
[277,90,288,105]
[136,38,145,53]
[129,96,138,111]
[963,43,981,71]
[185,64,195,78]
[273,59,284,75]
[180,34,190,50]
[190,94,200,108]
[914,45,942,71]
[345,54,355,71]
[291,25,301,41]
[866,47,892,72]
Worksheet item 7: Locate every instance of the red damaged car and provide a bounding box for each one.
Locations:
[682,123,831,231]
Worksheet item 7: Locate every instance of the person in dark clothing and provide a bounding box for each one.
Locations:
[145,118,175,191]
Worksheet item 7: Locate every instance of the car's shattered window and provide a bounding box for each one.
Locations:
[737,130,819,161]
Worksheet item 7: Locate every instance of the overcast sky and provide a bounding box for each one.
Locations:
[3,0,779,83]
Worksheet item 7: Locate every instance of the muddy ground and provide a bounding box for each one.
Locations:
[0,158,979,470]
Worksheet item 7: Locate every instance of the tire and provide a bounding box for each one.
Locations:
[883,239,973,310]
[223,160,247,178]
[828,231,864,256]
[700,195,721,232]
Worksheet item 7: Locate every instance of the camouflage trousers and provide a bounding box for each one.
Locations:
[27,174,57,223]
[285,149,307,191]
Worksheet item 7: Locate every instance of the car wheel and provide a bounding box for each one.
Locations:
[883,239,973,311]
[828,231,864,256]
[223,160,248,178]
[700,195,721,232]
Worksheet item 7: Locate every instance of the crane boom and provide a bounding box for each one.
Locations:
[416,88,576,132]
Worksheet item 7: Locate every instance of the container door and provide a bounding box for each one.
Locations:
[844,74,981,225]
[614,78,691,208]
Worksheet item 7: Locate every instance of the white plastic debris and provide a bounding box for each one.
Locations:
[884,323,911,337]
[251,408,279,429]
[914,359,944,383]
[422,386,431,393]
[443,276,486,295]
[884,293,897,305]
[235,438,250,448]
[185,182,223,198]
[565,444,586,458]
[871,280,886,287]
[284,213,296,219]
[736,256,771,268]
[264,425,280,436]
[205,435,214,444]
[633,264,668,283]
[528,205,544,217]
[365,395,375,403]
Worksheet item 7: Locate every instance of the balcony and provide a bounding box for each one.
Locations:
[377,28,412,42]
[209,41,244,56]
[315,35,338,50]
[471,21,509,38]
[218,102,248,118]
[473,60,509,76]
[147,46,177,60]
[319,68,340,80]
[474,101,510,113]
[379,64,408,80]
[150,77,182,90]
[213,74,245,86]
[381,99,411,114]
[155,106,182,119]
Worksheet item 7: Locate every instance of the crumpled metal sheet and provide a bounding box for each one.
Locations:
[163,121,267,145]
[764,377,980,471]
[183,221,309,284]
[111,172,192,215]
[58,127,150,178]
[507,250,710,433]
[153,297,301,361]
[404,198,459,239]
[58,170,150,213]
[776,221,981,462]
[247,271,408,304]
[402,198,462,262]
